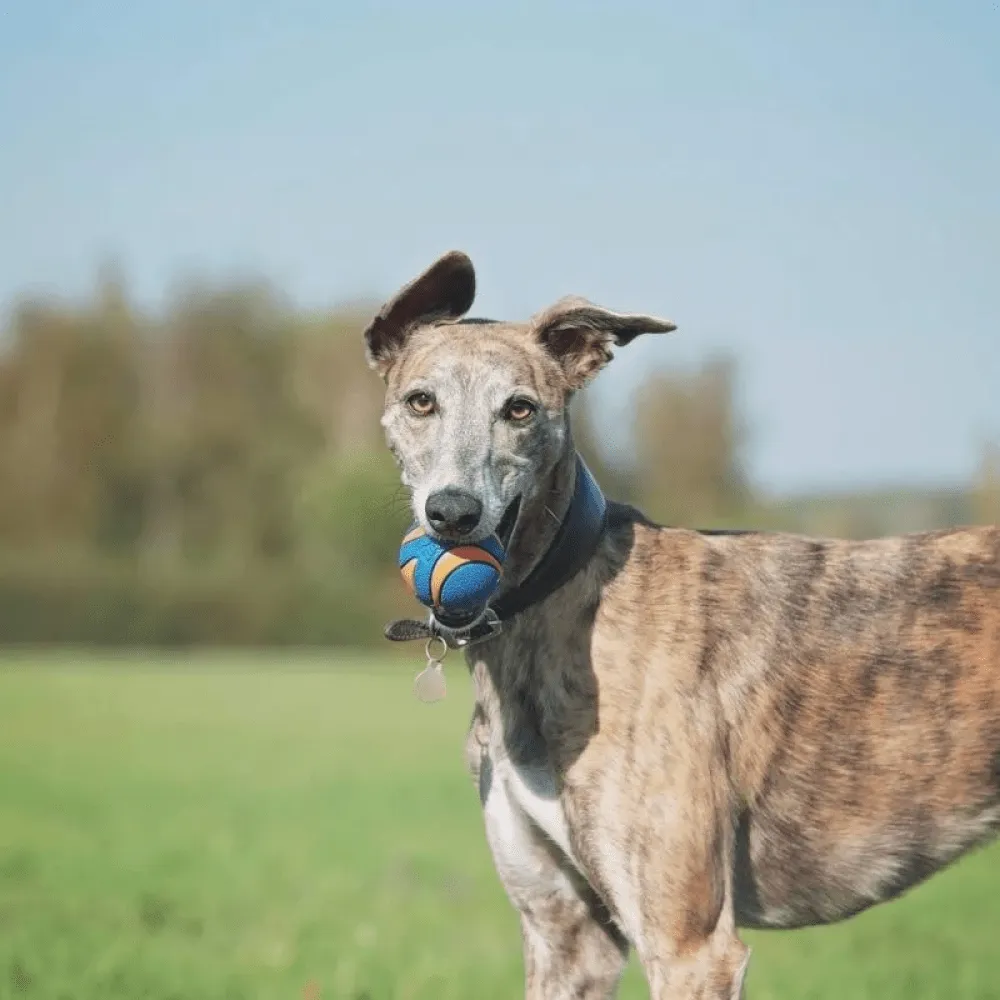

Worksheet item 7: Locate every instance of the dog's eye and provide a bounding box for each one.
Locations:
[406,391,436,417]
[505,398,537,422]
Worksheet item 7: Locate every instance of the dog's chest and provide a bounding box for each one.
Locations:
[470,649,601,883]
[490,754,580,865]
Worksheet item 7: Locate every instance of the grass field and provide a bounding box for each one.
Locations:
[1,651,997,1000]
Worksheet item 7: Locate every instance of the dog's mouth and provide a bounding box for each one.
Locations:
[496,495,522,549]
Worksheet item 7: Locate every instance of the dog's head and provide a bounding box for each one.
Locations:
[363,251,676,546]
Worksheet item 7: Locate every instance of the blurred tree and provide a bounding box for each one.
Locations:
[158,282,322,567]
[570,392,636,504]
[632,355,752,528]
[294,451,410,575]
[972,442,1000,525]
[293,306,386,459]
[0,278,142,553]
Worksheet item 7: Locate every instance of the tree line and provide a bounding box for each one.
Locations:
[0,269,995,646]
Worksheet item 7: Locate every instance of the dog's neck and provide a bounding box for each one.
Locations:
[496,443,579,596]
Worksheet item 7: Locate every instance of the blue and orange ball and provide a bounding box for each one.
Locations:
[398,522,505,618]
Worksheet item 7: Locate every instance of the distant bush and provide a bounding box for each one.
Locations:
[0,551,394,647]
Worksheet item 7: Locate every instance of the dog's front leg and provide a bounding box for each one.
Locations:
[630,805,751,1000]
[479,761,627,998]
[641,932,750,1000]
[519,899,627,1000]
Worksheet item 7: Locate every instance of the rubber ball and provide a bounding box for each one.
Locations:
[398,522,505,616]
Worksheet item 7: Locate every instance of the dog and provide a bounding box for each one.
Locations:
[363,250,1000,999]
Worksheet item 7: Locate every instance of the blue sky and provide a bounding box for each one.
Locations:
[2,0,998,493]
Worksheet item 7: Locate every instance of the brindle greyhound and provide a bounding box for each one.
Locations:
[363,250,1000,999]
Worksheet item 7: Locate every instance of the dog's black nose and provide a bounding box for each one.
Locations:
[425,489,483,537]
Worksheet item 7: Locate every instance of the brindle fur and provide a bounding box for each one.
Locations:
[364,251,1000,999]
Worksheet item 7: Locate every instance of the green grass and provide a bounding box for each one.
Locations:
[0,652,997,1000]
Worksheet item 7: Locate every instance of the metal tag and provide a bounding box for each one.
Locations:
[414,636,448,703]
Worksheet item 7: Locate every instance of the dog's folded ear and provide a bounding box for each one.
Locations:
[533,297,677,389]
[364,251,476,378]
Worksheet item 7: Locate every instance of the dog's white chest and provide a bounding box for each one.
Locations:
[490,756,579,866]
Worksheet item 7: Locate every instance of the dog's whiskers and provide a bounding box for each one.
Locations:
[376,485,415,519]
